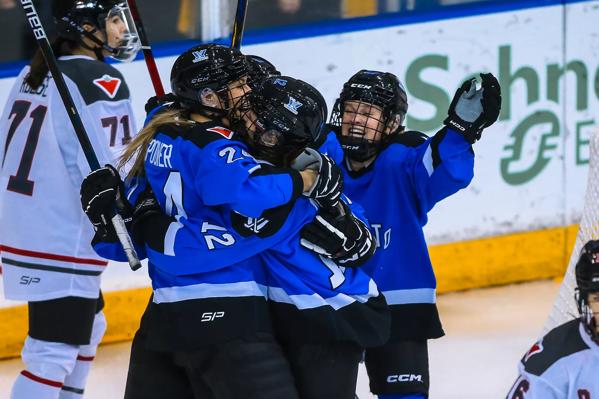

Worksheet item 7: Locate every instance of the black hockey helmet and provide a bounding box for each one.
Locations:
[575,240,599,341]
[170,44,250,117]
[331,69,408,162]
[242,76,327,166]
[53,0,141,62]
[245,55,281,89]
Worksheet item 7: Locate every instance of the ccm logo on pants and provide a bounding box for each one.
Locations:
[201,311,225,322]
[387,374,423,383]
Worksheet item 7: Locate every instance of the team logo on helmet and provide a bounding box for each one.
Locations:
[273,78,288,87]
[284,97,303,115]
[192,49,209,63]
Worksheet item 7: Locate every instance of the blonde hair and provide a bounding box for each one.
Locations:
[118,108,195,179]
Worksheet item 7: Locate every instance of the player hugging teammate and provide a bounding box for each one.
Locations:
[80,39,501,398]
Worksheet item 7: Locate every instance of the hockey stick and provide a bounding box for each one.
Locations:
[126,0,165,96]
[20,0,142,271]
[230,0,249,49]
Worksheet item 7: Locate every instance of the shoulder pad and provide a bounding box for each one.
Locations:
[522,319,589,376]
[153,123,188,140]
[388,130,429,148]
[57,58,129,104]
[155,122,240,149]
[182,123,238,149]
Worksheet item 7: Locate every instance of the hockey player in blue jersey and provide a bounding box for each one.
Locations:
[80,47,348,399]
[81,45,339,399]
[231,76,388,399]
[318,70,501,399]
[82,72,388,399]
[507,240,599,398]
[134,75,387,399]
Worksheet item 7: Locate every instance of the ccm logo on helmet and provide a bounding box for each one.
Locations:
[349,83,371,89]
[201,311,225,322]
[387,374,423,383]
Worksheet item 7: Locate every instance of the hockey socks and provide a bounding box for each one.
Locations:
[10,337,79,399]
[58,354,95,399]
[59,312,106,399]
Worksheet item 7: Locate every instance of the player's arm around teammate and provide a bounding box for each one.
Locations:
[80,47,344,399]
[507,240,599,399]
[318,70,501,399]
[82,72,379,399]
[0,2,141,399]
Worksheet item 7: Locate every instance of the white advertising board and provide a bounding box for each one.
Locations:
[0,1,597,295]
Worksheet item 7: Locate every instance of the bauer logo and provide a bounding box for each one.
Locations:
[192,49,208,63]
[386,374,423,383]
[284,97,303,115]
[21,0,45,40]
[201,311,225,322]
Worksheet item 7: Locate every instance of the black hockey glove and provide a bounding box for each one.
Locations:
[300,202,375,268]
[80,165,132,241]
[131,184,164,244]
[291,148,343,208]
[444,73,501,143]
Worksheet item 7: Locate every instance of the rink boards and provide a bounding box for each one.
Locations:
[0,0,598,358]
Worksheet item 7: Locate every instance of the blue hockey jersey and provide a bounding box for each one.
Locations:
[95,120,388,349]
[101,120,308,350]
[150,189,389,348]
[319,127,474,340]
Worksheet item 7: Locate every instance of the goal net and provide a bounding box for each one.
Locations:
[543,127,599,333]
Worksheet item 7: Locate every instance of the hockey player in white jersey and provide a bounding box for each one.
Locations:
[507,240,599,399]
[0,1,140,398]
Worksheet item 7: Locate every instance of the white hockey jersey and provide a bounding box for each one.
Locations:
[507,318,599,399]
[0,55,136,301]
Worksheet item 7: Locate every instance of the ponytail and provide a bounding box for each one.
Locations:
[25,37,77,89]
[119,108,195,180]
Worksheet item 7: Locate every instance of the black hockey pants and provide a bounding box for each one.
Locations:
[124,329,300,399]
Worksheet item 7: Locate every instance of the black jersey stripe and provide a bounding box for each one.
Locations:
[61,386,85,395]
[2,257,103,276]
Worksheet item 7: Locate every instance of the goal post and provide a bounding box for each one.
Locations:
[543,127,599,333]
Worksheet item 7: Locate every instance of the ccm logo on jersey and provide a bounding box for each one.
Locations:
[201,311,225,322]
[207,126,234,139]
[93,75,122,98]
[386,374,423,383]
